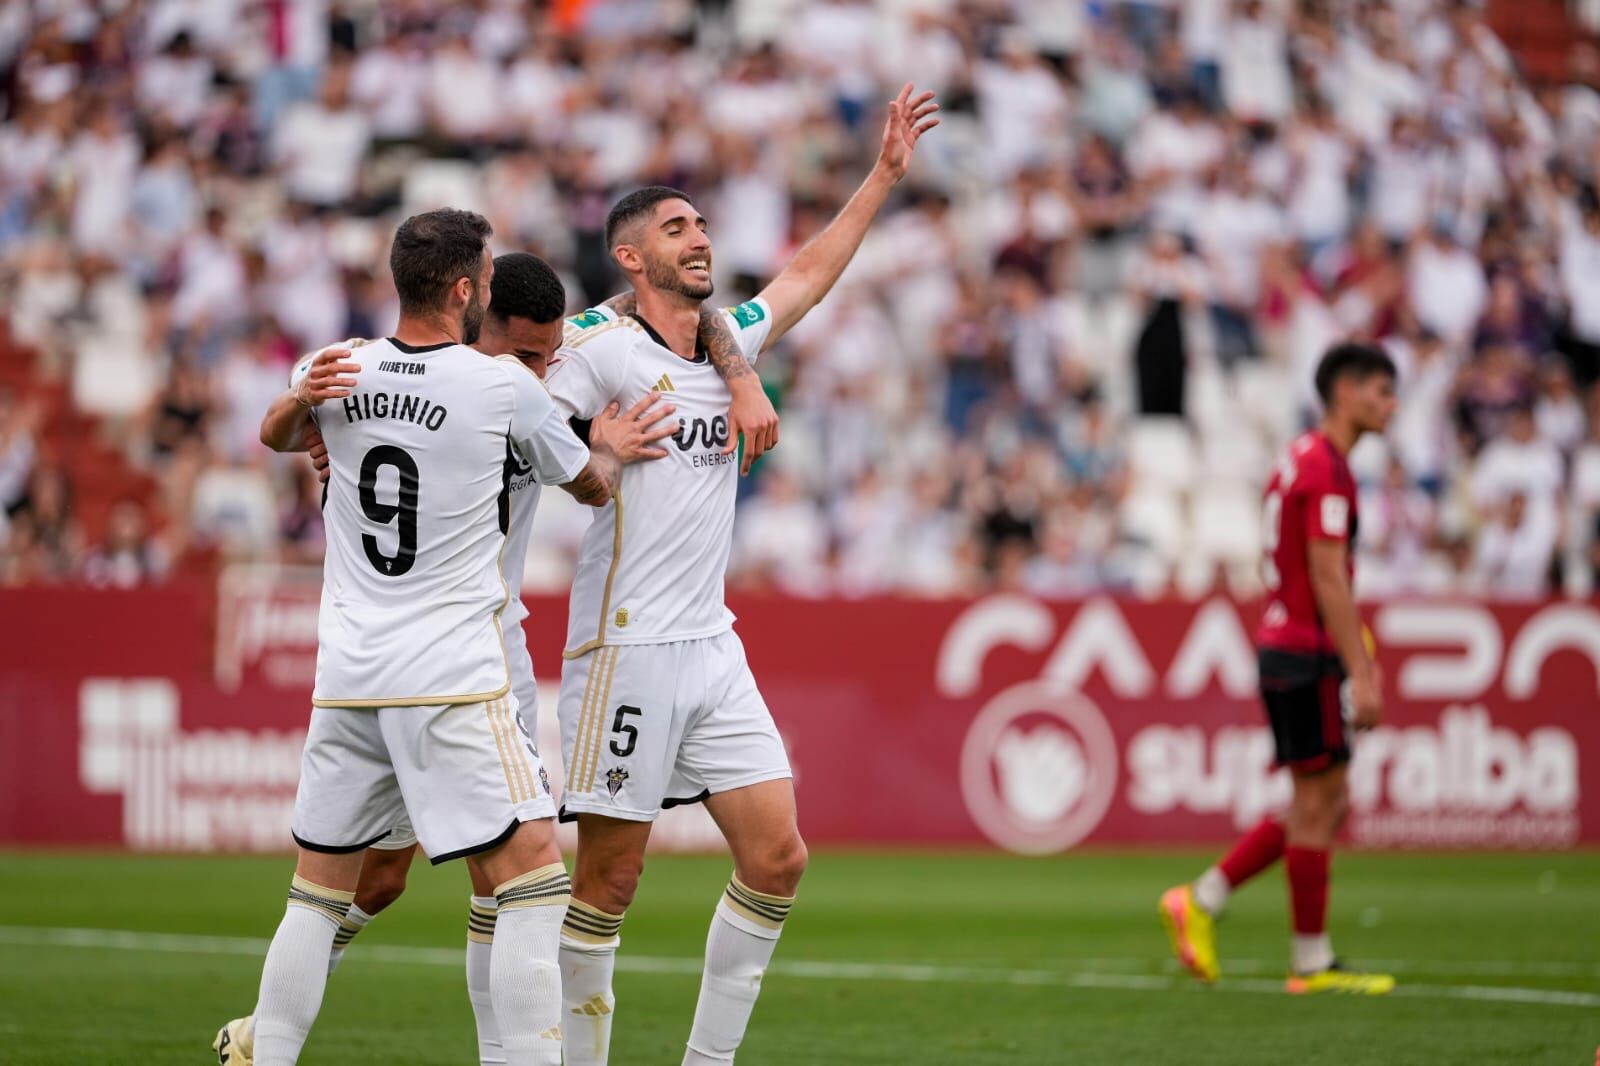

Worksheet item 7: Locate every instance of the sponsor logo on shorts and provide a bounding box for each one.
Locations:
[605,766,629,797]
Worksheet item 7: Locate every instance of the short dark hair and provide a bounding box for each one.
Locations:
[489,252,566,324]
[605,186,694,249]
[389,209,493,315]
[1314,342,1397,406]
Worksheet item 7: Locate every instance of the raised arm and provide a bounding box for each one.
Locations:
[260,346,360,452]
[758,83,940,345]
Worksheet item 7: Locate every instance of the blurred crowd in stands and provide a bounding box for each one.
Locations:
[3,0,1600,602]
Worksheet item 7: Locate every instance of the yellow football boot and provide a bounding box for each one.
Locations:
[1285,964,1396,996]
[1159,884,1220,983]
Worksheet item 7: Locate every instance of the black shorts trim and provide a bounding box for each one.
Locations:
[428,820,519,866]
[661,789,712,810]
[292,829,393,855]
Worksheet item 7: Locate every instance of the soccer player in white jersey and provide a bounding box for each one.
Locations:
[233,209,667,1066]
[215,253,752,1066]
[214,253,684,1065]
[546,85,940,1065]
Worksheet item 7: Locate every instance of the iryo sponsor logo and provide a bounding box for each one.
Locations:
[959,680,1119,853]
[79,679,304,851]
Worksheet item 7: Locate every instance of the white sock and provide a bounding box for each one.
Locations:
[254,876,354,1065]
[467,896,506,1065]
[1192,867,1231,917]
[683,878,794,1065]
[1292,933,1335,974]
[492,864,570,1066]
[560,898,626,1066]
[327,903,374,976]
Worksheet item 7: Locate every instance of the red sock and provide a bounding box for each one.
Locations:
[1217,817,1286,888]
[1284,846,1330,935]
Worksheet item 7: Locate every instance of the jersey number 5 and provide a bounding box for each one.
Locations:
[359,445,420,576]
[610,705,642,757]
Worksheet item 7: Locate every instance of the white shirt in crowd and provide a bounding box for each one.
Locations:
[350,44,428,139]
[1407,238,1488,346]
[1223,11,1293,123]
[1474,430,1565,533]
[272,100,373,206]
[1560,220,1600,343]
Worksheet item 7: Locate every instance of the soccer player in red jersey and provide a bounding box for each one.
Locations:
[1161,343,1399,995]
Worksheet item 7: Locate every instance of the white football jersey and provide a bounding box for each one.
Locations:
[298,337,591,706]
[493,313,616,701]
[545,298,774,656]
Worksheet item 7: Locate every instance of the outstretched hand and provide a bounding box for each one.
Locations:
[878,83,940,182]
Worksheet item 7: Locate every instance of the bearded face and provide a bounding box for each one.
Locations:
[640,241,714,301]
[461,276,486,345]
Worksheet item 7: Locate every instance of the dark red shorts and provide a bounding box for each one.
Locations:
[1257,648,1350,774]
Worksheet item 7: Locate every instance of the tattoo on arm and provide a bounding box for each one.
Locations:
[698,306,754,383]
[563,450,621,506]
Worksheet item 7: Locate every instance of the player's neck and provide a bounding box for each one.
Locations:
[1320,416,1360,456]
[393,310,462,348]
[632,286,701,361]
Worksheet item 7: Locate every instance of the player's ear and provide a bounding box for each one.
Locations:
[613,244,642,276]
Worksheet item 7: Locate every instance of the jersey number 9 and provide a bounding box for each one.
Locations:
[359,445,420,576]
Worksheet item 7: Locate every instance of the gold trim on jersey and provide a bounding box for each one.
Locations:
[566,317,642,349]
[559,318,641,659]
[490,506,516,698]
[312,684,509,709]
[563,486,624,659]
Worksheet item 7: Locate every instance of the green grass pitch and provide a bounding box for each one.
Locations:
[1,850,1595,1064]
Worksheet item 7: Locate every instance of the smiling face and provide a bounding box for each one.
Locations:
[617,198,714,302]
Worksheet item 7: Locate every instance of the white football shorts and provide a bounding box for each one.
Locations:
[558,630,791,822]
[370,646,542,853]
[291,693,556,864]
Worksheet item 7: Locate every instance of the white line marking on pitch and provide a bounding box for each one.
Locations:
[0,926,1594,1010]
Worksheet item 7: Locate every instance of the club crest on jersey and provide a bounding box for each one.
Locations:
[605,767,629,797]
